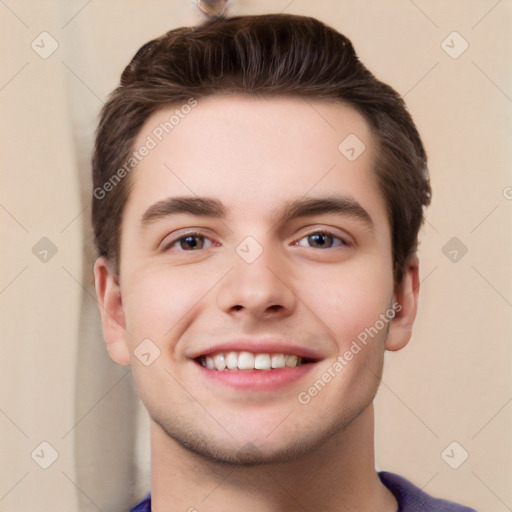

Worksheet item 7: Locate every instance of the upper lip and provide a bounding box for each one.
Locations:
[187,338,325,361]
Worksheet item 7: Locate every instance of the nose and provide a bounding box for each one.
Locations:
[216,241,297,321]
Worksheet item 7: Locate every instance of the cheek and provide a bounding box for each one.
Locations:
[298,256,393,347]
[121,262,223,343]
[123,268,194,342]
[298,266,391,417]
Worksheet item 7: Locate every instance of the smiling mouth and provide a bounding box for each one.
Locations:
[195,351,317,371]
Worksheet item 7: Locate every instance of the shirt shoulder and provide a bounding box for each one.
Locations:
[379,471,478,512]
[126,494,151,512]
[128,474,478,512]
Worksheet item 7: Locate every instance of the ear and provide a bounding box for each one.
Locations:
[385,254,420,352]
[93,257,131,365]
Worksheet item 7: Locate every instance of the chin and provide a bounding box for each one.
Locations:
[158,418,330,467]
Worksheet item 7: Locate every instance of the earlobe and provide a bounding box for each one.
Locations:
[93,257,131,365]
[384,254,420,352]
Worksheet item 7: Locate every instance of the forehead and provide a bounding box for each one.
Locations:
[124,95,385,228]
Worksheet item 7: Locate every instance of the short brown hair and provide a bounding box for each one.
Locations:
[92,13,431,284]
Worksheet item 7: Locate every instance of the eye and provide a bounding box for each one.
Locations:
[162,232,216,251]
[293,231,347,249]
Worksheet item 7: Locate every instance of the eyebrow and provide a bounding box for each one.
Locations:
[141,195,374,230]
[141,196,225,224]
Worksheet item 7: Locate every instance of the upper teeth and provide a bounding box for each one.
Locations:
[200,351,302,371]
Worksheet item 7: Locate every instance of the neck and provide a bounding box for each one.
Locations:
[149,404,397,512]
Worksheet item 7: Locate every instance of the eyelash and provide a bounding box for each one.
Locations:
[162,230,349,252]
[292,231,348,249]
[163,232,217,252]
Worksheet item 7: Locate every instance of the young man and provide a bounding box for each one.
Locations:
[92,14,477,512]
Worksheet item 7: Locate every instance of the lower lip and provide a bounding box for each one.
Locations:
[194,362,317,391]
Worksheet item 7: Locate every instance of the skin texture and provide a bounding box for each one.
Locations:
[94,96,419,511]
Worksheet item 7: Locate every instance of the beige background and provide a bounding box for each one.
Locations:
[1,0,511,511]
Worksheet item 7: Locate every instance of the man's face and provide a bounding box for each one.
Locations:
[96,96,415,464]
